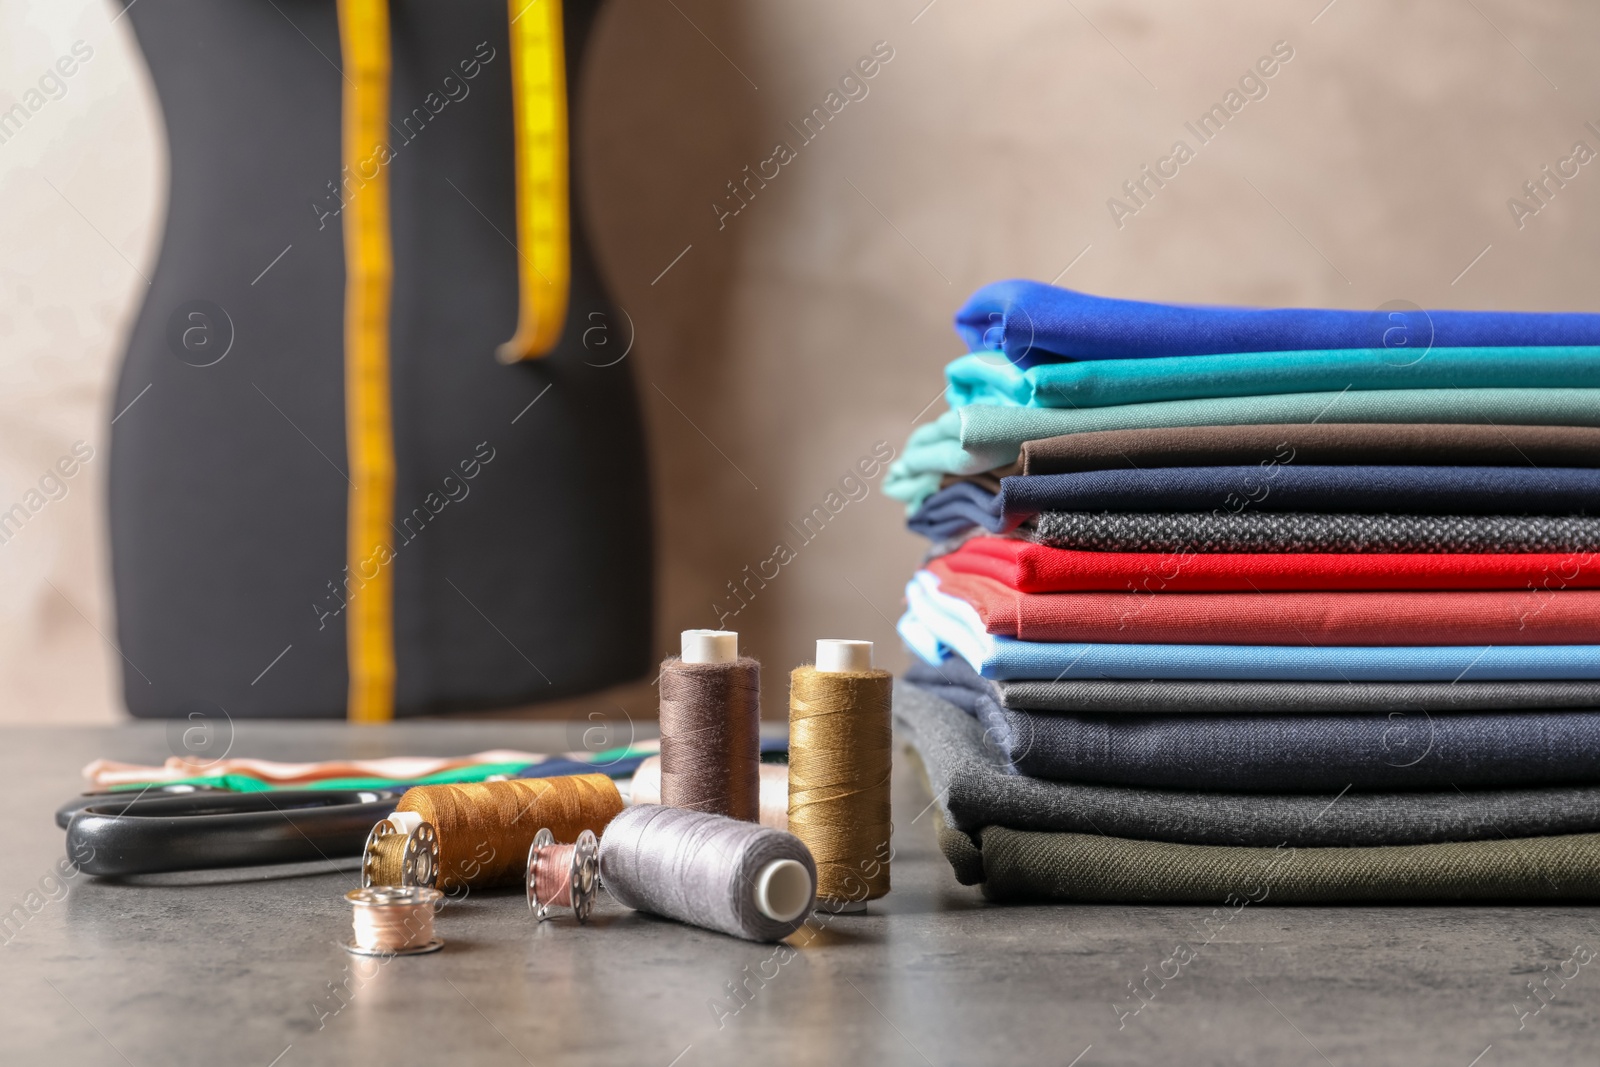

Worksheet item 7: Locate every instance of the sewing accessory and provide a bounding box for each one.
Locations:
[361,810,440,889]
[396,773,623,890]
[64,788,403,877]
[630,755,790,830]
[344,886,444,956]
[789,639,894,912]
[659,629,761,821]
[526,828,599,923]
[599,804,816,942]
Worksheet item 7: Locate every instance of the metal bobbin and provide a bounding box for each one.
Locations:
[344,885,444,957]
[526,827,599,924]
[361,811,440,889]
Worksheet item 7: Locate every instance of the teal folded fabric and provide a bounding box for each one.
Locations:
[886,388,1600,509]
[943,346,1600,409]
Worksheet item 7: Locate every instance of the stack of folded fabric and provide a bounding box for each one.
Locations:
[891,280,1600,903]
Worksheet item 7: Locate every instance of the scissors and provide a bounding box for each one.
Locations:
[63,788,403,877]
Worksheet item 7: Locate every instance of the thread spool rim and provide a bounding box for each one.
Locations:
[752,858,813,923]
[815,639,874,673]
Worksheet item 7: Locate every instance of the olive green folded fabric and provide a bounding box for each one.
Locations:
[946,821,1600,904]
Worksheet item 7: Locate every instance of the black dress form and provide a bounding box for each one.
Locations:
[111,0,652,717]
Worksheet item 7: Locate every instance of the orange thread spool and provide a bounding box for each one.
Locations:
[397,774,622,890]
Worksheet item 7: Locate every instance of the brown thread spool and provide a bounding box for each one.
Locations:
[361,811,440,888]
[658,629,761,821]
[631,755,790,830]
[526,827,599,923]
[396,774,623,891]
[345,886,443,956]
[788,639,893,912]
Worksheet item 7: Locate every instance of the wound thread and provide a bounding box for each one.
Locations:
[397,774,622,890]
[598,804,817,942]
[788,662,893,907]
[658,656,761,820]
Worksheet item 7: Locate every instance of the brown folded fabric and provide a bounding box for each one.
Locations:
[1018,422,1600,476]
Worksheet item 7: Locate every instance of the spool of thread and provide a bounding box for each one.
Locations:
[631,755,790,831]
[361,810,440,889]
[396,774,623,890]
[599,804,816,942]
[659,629,761,821]
[344,886,444,956]
[526,827,599,923]
[788,639,893,912]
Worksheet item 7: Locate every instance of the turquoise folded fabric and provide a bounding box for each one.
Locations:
[943,346,1600,409]
[886,388,1600,509]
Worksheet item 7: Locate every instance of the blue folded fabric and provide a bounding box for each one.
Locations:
[900,673,1600,793]
[956,280,1600,367]
[899,570,1600,682]
[943,346,1600,409]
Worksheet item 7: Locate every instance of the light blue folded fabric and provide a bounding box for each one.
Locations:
[898,570,1600,682]
[886,389,1600,510]
[943,347,1600,409]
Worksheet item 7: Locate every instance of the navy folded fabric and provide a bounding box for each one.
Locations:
[1029,511,1600,554]
[911,467,1600,536]
[957,280,1600,367]
[893,679,1600,846]
[906,654,1600,715]
[907,676,1600,792]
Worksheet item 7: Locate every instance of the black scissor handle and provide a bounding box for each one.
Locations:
[54,783,233,830]
[65,788,403,877]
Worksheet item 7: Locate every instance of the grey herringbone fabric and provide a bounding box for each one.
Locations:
[1031,511,1600,554]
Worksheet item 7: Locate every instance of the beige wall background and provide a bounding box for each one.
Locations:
[3,0,1599,722]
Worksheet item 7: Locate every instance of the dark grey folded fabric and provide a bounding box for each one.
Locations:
[906,653,1600,715]
[1030,511,1600,554]
[893,680,1600,846]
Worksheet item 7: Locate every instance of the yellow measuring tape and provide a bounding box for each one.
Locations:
[337,0,570,722]
[499,0,572,363]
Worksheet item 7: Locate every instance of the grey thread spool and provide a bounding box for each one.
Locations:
[599,804,817,942]
[658,629,761,821]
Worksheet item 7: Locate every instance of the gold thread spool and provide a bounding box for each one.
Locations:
[397,774,623,891]
[345,886,443,956]
[788,640,892,911]
[658,629,761,821]
[631,755,790,830]
[361,813,439,888]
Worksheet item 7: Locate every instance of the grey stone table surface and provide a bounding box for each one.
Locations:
[2,720,1598,1067]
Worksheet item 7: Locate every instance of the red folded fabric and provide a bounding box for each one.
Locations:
[939,536,1600,594]
[925,558,1600,645]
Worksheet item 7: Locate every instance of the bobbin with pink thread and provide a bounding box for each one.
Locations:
[526,827,600,923]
